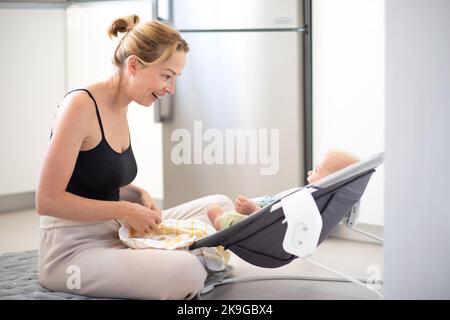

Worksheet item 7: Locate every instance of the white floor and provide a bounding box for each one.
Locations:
[0,209,384,299]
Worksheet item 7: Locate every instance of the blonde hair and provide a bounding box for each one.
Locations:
[322,149,359,174]
[107,14,189,68]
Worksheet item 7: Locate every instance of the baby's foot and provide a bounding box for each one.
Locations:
[235,195,259,215]
[207,204,224,231]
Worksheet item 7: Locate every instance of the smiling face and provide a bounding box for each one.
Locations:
[125,50,187,106]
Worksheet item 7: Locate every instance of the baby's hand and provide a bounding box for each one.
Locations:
[235,195,259,215]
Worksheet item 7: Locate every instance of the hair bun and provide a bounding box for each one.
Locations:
[108,14,140,38]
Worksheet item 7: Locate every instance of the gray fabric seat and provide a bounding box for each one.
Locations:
[190,153,383,268]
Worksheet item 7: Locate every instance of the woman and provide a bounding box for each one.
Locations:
[35,15,233,300]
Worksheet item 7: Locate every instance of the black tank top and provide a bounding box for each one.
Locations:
[51,89,138,201]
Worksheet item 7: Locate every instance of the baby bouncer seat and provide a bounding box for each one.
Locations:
[190,152,384,298]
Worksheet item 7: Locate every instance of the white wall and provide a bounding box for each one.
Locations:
[384,0,450,299]
[0,2,65,195]
[66,0,164,200]
[312,0,385,225]
[0,0,164,201]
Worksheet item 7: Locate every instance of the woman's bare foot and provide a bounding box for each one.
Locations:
[235,195,259,215]
[207,204,224,230]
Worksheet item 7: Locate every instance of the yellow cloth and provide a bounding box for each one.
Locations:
[119,219,230,272]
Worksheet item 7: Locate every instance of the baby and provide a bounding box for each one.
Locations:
[207,149,359,230]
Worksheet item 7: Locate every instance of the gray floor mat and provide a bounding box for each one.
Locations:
[0,250,233,300]
[0,250,95,300]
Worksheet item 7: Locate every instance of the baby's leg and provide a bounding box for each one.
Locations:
[235,195,261,215]
[207,204,224,230]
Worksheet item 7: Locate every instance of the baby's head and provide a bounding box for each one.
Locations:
[307,149,359,184]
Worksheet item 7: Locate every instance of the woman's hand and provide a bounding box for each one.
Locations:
[119,184,162,225]
[139,190,162,220]
[121,201,162,237]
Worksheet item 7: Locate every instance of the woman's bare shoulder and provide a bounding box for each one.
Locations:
[52,90,97,137]
[58,90,97,117]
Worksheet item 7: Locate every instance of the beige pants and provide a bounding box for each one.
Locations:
[38,194,234,300]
